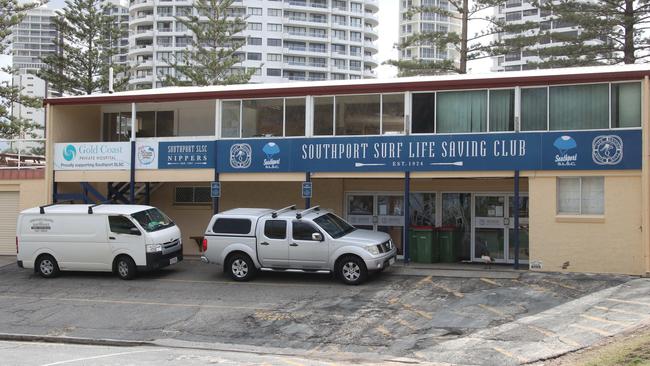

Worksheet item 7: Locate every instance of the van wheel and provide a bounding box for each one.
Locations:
[115,256,137,280]
[337,255,367,285]
[227,253,256,282]
[36,254,59,278]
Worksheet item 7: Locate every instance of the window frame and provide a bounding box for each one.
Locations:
[174,186,212,205]
[556,176,605,215]
[219,97,308,139]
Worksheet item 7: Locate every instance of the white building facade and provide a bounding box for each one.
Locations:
[10,7,57,72]
[398,0,461,72]
[129,0,379,89]
[491,0,583,72]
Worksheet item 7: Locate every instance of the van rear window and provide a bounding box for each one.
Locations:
[212,218,251,235]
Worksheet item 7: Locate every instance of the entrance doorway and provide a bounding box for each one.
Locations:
[473,194,529,263]
[346,193,405,255]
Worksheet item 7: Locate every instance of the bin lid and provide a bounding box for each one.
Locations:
[410,225,434,231]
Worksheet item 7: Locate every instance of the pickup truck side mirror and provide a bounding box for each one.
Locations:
[312,232,323,241]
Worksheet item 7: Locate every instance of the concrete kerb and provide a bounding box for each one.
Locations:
[0,333,152,347]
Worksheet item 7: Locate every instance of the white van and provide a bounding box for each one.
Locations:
[16,204,182,280]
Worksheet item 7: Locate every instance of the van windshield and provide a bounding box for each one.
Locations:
[313,213,356,239]
[131,208,174,232]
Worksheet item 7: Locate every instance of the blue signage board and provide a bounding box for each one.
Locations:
[210,181,221,198]
[158,141,215,169]
[215,130,641,173]
[302,182,312,198]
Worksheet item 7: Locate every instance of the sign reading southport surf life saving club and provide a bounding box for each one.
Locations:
[54,142,131,170]
[216,130,642,173]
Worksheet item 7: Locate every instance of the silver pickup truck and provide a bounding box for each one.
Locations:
[200,206,397,285]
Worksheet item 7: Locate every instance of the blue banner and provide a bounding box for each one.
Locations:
[215,130,641,173]
[158,141,215,169]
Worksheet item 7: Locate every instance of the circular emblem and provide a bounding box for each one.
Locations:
[137,145,156,166]
[592,135,623,165]
[63,144,76,161]
[230,143,252,169]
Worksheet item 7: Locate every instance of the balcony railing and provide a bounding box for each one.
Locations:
[0,139,46,170]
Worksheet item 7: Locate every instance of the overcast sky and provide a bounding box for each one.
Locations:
[1,0,493,82]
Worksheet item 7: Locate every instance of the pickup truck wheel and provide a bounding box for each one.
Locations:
[337,255,367,285]
[227,253,256,281]
[36,254,59,278]
[115,256,137,280]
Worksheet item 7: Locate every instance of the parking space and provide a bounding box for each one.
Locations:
[0,259,635,363]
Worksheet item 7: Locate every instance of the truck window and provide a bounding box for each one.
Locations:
[213,218,251,234]
[264,220,286,239]
[109,216,140,235]
[292,221,320,241]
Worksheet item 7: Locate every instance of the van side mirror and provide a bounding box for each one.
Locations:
[312,232,323,241]
[129,227,142,236]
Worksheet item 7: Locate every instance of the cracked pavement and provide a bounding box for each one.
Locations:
[0,258,646,365]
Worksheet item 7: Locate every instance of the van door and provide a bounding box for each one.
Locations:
[289,220,329,269]
[108,215,145,268]
[257,219,289,268]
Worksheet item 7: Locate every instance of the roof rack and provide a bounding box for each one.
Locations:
[88,201,111,214]
[272,205,296,218]
[39,200,74,214]
[296,206,320,219]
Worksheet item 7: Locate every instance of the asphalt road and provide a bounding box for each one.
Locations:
[0,258,635,364]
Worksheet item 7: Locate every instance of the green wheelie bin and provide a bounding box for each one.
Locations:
[437,226,457,263]
[409,226,438,263]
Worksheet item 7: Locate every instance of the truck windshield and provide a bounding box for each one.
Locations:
[131,208,174,232]
[313,213,356,239]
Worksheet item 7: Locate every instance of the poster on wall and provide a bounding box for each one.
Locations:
[53,142,131,170]
[158,141,215,169]
[135,141,158,170]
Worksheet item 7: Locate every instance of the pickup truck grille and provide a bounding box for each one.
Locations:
[378,240,392,253]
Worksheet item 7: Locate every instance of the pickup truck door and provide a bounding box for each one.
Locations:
[289,220,329,269]
[257,219,289,268]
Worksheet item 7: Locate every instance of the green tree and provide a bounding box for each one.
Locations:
[0,0,44,140]
[521,0,650,68]
[40,0,128,95]
[387,0,539,75]
[165,0,254,86]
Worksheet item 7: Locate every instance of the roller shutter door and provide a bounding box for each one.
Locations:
[0,192,19,255]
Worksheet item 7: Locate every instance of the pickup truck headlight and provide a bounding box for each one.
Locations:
[146,244,163,253]
[365,245,380,255]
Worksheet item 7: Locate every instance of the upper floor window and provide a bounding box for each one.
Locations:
[220,98,306,138]
[313,94,405,136]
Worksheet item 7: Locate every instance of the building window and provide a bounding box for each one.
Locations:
[268,8,281,16]
[313,96,334,135]
[557,177,604,215]
[521,87,547,131]
[103,111,174,141]
[248,37,262,45]
[412,93,435,133]
[550,83,608,130]
[267,38,282,47]
[174,186,211,205]
[436,90,487,133]
[268,23,282,32]
[247,22,262,31]
[247,7,262,15]
[267,53,281,61]
[489,89,515,131]
[221,98,306,138]
[247,52,262,61]
[267,68,281,76]
[611,82,641,128]
[336,94,380,135]
[382,93,405,134]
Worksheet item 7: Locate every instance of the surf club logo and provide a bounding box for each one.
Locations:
[137,144,156,166]
[262,142,281,169]
[63,144,76,161]
[229,143,252,169]
[553,136,577,167]
[592,135,623,165]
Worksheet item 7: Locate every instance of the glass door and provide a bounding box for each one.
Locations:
[474,195,508,263]
[508,195,529,263]
[346,193,405,255]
